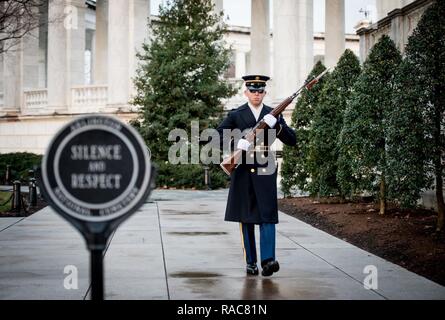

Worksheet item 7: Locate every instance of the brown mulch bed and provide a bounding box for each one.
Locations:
[278,197,445,286]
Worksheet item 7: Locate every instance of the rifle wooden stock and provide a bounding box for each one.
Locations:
[220,68,330,176]
[220,149,243,175]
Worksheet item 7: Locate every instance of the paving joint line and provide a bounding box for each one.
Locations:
[0,217,26,233]
[156,201,171,300]
[276,227,389,300]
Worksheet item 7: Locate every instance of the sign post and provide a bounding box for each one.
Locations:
[39,115,155,300]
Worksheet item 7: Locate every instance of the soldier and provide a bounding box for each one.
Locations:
[217,75,297,276]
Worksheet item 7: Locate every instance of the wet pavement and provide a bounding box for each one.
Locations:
[0,190,444,300]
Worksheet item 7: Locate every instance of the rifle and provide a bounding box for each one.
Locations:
[220,68,330,176]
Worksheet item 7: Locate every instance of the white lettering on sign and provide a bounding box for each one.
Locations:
[71,174,122,189]
[69,118,122,132]
[99,187,139,216]
[88,161,106,172]
[71,145,122,161]
[54,187,90,215]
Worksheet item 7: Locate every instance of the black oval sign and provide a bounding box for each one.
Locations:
[41,115,152,222]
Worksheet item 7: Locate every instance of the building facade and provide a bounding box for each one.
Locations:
[0,0,357,155]
[356,0,432,61]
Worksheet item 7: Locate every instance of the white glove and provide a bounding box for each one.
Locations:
[237,139,251,151]
[263,114,277,128]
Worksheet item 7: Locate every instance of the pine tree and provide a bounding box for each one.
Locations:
[309,50,361,198]
[281,61,327,197]
[394,0,445,231]
[338,35,402,214]
[131,0,236,189]
[132,0,236,162]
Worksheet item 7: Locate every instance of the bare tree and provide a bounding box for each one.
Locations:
[0,0,47,54]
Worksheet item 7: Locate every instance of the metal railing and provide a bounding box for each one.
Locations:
[1,169,39,215]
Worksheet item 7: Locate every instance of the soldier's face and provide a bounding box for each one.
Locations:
[245,89,266,107]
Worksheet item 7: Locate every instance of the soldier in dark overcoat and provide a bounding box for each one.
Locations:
[217,75,297,276]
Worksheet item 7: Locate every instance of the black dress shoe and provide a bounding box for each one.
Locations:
[261,260,280,277]
[246,264,259,276]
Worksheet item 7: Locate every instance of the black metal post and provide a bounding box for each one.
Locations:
[5,165,11,185]
[207,168,211,190]
[91,249,104,301]
[204,166,211,190]
[29,178,37,207]
[11,181,21,212]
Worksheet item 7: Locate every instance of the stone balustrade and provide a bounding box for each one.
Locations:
[20,86,110,114]
[23,89,48,112]
[16,80,284,116]
[71,85,108,112]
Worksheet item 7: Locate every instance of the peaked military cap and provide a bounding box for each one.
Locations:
[242,75,270,91]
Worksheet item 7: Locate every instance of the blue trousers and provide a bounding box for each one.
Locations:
[240,223,276,266]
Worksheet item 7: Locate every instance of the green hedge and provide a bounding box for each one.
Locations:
[154,162,229,190]
[0,153,230,190]
[0,153,42,184]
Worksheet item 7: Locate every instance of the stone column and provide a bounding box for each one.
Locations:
[69,1,86,86]
[0,54,3,98]
[273,0,313,102]
[47,0,86,111]
[0,0,44,113]
[2,41,23,113]
[235,51,247,79]
[376,0,385,20]
[107,0,150,110]
[94,0,108,85]
[107,0,130,109]
[249,0,270,75]
[325,0,345,68]
[401,0,416,6]
[23,24,41,90]
[130,0,151,97]
[376,0,402,20]
[212,0,223,15]
[38,1,49,88]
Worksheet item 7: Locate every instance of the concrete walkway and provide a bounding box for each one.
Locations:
[0,190,444,300]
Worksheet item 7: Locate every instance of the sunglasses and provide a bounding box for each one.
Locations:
[248,89,265,94]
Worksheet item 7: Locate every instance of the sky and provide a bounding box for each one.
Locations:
[151,0,377,34]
